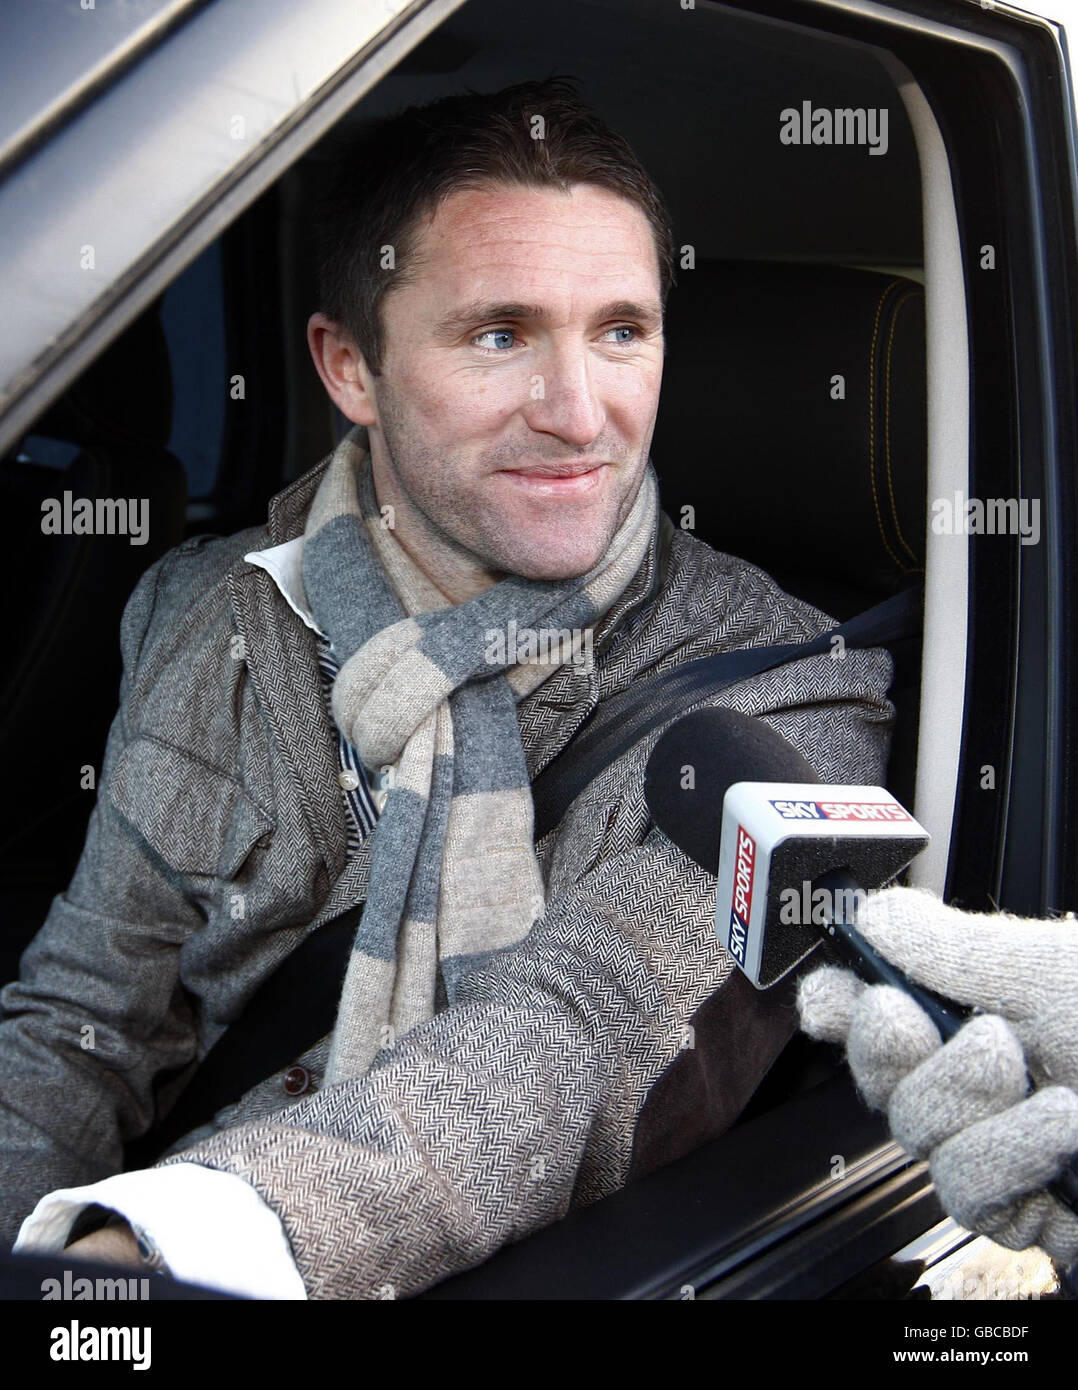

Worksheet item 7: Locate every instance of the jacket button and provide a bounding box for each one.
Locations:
[283,1065,313,1096]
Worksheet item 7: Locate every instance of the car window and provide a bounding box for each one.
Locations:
[161,240,227,503]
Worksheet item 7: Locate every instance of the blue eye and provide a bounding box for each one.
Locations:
[469,324,640,354]
[472,328,518,352]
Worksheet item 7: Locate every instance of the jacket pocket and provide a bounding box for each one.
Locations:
[108,736,274,879]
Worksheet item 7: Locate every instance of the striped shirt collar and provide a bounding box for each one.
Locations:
[245,538,381,844]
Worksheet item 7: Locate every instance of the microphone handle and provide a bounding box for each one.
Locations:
[815,870,1078,1217]
[815,871,967,1039]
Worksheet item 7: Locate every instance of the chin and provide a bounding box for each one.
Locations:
[510,551,600,582]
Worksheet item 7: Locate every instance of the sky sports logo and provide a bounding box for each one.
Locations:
[728,825,756,965]
[769,799,913,823]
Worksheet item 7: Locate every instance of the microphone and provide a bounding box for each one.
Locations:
[644,706,929,987]
[644,706,1078,1215]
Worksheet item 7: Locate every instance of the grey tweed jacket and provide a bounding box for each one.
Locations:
[0,453,894,1291]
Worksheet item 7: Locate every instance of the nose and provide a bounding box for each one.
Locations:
[521,340,606,447]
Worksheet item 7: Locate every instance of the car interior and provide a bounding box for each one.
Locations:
[0,0,938,1187]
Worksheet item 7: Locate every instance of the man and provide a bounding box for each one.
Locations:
[1,78,894,1298]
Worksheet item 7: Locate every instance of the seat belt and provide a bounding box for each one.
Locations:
[531,585,922,843]
[124,588,919,1169]
[123,904,362,1169]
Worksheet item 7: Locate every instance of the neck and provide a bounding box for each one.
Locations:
[399,527,503,606]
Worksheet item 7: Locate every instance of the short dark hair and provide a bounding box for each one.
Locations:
[313,76,676,375]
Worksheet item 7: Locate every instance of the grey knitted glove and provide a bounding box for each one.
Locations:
[796,885,1078,1265]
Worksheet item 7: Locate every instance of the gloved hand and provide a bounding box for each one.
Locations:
[796,884,1078,1265]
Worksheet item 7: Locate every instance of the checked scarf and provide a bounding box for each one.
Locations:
[301,426,659,1084]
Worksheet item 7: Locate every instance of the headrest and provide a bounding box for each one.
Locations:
[653,260,926,612]
[28,299,174,451]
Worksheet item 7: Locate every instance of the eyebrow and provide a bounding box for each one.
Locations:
[431,299,664,343]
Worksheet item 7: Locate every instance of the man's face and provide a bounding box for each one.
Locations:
[361,181,665,586]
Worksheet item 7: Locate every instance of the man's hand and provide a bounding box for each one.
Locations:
[65,1217,144,1268]
[796,885,1078,1265]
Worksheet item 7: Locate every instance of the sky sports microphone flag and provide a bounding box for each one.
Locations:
[715,784,929,988]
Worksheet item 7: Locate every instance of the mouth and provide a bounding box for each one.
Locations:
[498,461,609,494]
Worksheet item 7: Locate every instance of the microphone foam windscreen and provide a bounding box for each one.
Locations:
[645,707,817,873]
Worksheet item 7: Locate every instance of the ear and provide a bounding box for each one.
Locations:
[306,312,377,425]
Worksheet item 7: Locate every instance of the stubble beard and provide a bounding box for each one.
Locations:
[370,377,651,583]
